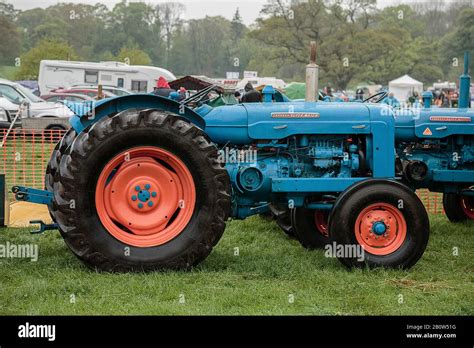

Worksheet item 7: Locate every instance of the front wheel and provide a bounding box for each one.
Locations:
[291,208,330,248]
[268,204,295,237]
[443,193,474,222]
[51,109,231,272]
[329,180,429,269]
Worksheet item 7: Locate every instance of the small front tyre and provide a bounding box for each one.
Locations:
[291,208,330,248]
[329,180,429,269]
[443,193,474,222]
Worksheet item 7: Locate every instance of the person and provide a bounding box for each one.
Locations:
[324,86,333,97]
[412,92,421,108]
[408,91,420,107]
[234,91,242,103]
[441,90,449,108]
[241,82,262,103]
[355,88,364,101]
[178,87,187,101]
[153,77,176,98]
[381,93,400,108]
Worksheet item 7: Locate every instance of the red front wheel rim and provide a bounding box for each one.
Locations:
[354,203,407,256]
[95,146,196,247]
[314,210,329,237]
[460,196,474,220]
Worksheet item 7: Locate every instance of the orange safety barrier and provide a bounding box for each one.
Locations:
[0,128,445,215]
[0,128,66,198]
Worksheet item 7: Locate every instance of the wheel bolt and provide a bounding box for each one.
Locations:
[138,203,144,209]
[131,195,137,201]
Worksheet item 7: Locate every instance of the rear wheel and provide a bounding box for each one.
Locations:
[52,109,231,272]
[45,128,77,223]
[443,193,474,222]
[329,180,429,269]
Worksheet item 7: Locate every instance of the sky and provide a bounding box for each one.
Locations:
[6,0,469,25]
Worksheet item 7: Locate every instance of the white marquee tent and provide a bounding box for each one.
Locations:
[388,75,423,102]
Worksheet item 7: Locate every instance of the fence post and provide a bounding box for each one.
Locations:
[0,173,7,227]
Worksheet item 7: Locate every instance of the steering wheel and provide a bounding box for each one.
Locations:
[363,91,388,103]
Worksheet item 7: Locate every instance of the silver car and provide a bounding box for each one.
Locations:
[0,78,74,121]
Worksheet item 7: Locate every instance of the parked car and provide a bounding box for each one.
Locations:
[0,107,14,129]
[41,93,93,103]
[0,78,74,129]
[69,85,131,97]
[51,88,116,99]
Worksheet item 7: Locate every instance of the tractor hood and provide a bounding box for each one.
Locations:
[203,102,375,145]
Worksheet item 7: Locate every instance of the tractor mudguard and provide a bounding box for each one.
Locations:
[67,94,206,133]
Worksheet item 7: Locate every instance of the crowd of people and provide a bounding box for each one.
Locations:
[153,77,465,109]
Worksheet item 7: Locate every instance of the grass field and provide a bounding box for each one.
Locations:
[0,214,472,315]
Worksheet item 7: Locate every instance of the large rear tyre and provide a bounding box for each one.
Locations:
[329,180,429,269]
[291,208,330,248]
[45,128,77,223]
[443,193,474,222]
[52,109,231,272]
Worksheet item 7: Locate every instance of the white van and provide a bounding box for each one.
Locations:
[38,60,176,95]
[236,77,287,92]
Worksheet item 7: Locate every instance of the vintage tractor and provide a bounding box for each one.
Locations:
[271,53,474,249]
[13,49,473,272]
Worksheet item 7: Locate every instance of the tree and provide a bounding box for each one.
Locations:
[0,1,18,20]
[0,15,20,65]
[231,8,246,41]
[107,1,163,65]
[440,8,474,75]
[15,40,78,80]
[158,2,185,68]
[250,0,378,88]
[116,47,152,65]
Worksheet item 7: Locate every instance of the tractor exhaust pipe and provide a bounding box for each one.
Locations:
[459,52,471,109]
[305,41,319,102]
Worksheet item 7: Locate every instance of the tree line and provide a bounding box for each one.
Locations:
[0,0,472,90]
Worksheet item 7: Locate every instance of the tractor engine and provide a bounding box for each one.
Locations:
[224,135,363,218]
[399,136,474,190]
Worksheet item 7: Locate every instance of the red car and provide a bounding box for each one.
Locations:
[51,88,115,99]
[41,93,93,103]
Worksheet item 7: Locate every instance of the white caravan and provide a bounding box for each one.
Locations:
[235,77,287,92]
[38,60,176,94]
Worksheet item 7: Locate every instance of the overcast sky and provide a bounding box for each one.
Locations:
[6,0,469,24]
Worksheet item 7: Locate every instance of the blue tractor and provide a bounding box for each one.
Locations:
[13,52,473,272]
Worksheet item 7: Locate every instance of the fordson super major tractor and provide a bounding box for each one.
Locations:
[13,49,473,272]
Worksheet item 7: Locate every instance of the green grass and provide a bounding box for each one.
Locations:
[0,215,472,315]
[0,66,19,80]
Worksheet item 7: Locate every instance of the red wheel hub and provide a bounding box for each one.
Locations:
[95,147,196,247]
[354,203,407,255]
[460,196,474,220]
[314,210,329,237]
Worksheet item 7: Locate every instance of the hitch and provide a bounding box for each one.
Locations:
[12,186,53,206]
[29,220,58,234]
